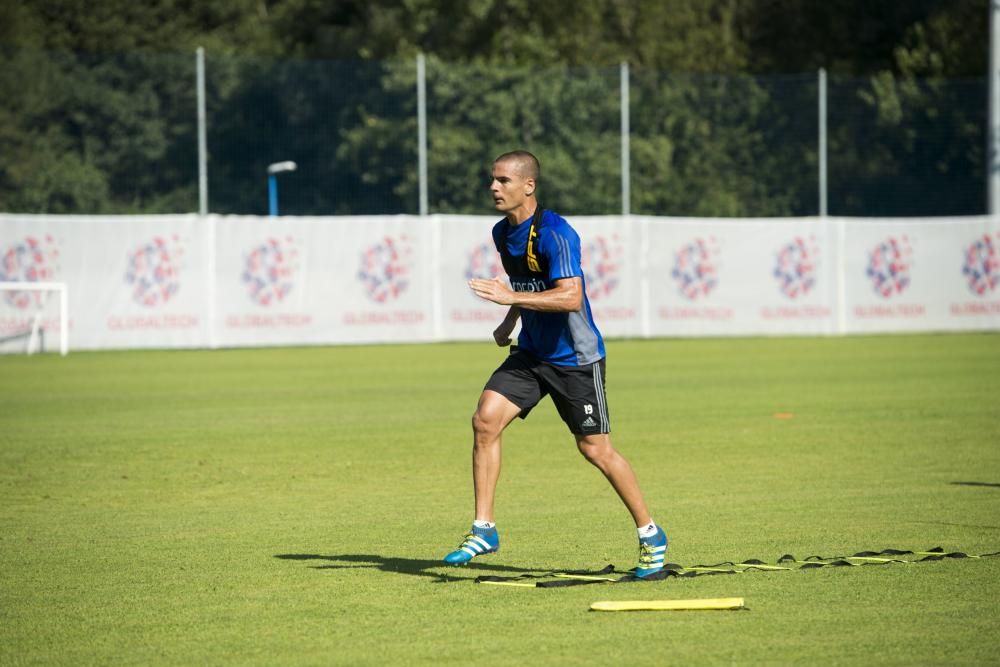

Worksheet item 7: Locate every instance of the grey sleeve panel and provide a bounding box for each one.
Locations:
[568,310,602,365]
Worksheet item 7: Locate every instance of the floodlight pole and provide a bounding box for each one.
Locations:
[267,161,297,217]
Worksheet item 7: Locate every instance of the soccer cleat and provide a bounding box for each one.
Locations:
[634,525,668,578]
[444,525,500,564]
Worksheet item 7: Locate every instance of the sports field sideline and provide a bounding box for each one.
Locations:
[2,333,999,665]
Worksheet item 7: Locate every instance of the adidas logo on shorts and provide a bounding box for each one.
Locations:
[581,416,598,428]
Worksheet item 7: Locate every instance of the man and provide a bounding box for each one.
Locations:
[443,150,667,578]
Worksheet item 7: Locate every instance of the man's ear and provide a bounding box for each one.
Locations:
[525,178,536,196]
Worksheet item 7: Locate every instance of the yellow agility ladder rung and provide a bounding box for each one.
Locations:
[478,580,536,588]
[591,598,745,612]
[553,573,619,582]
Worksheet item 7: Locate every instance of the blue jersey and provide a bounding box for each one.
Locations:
[492,209,605,367]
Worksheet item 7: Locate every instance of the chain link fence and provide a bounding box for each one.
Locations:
[0,48,987,217]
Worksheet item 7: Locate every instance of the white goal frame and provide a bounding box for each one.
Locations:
[0,281,69,356]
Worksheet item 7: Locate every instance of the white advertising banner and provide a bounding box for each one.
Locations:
[642,217,838,337]
[947,223,1000,327]
[1,213,997,353]
[747,219,839,336]
[1,217,66,345]
[328,215,437,344]
[214,216,328,347]
[212,215,436,347]
[842,217,1000,333]
[1,214,211,350]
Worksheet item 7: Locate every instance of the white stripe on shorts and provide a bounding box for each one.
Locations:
[592,361,609,432]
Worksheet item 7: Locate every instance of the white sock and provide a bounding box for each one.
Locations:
[637,521,657,538]
[473,520,495,529]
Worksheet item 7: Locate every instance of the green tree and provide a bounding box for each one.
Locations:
[630,70,817,216]
[0,0,275,213]
[827,2,987,215]
[735,0,980,76]
[325,0,763,215]
[0,0,989,215]
[268,0,748,71]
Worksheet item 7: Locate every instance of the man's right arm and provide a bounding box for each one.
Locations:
[493,306,520,346]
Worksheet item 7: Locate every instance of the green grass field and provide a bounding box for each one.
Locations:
[2,334,999,665]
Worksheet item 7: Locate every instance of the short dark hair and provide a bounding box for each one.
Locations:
[495,150,540,183]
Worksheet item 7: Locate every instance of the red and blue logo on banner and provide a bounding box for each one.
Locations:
[1,235,60,309]
[464,242,502,281]
[773,236,818,300]
[582,235,622,301]
[962,233,999,297]
[671,238,719,301]
[125,236,183,308]
[358,236,411,303]
[243,238,298,306]
[866,237,912,298]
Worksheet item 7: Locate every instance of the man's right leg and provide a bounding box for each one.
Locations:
[443,390,521,564]
[471,389,522,522]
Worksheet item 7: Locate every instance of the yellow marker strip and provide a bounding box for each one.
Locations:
[591,598,745,612]
[478,580,536,588]
[553,573,619,582]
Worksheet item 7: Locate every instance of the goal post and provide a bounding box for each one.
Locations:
[0,281,69,356]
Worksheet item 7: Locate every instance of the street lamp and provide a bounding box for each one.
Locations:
[267,161,297,216]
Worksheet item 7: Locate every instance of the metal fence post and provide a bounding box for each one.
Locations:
[197,46,208,215]
[620,62,631,217]
[818,67,828,217]
[417,53,429,216]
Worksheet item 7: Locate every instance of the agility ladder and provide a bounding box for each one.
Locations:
[475,547,1000,588]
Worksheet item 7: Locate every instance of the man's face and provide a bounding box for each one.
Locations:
[490,159,533,214]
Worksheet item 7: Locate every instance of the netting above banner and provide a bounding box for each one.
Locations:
[0,48,988,218]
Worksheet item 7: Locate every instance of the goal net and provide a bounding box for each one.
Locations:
[0,282,68,355]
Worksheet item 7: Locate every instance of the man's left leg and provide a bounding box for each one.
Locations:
[575,434,650,526]
[576,433,668,578]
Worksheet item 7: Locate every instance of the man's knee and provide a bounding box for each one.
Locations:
[471,408,500,440]
[576,434,616,466]
[472,392,519,441]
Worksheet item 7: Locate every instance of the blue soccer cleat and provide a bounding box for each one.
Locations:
[444,525,500,564]
[634,525,668,578]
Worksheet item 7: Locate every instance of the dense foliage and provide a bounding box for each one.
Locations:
[0,0,988,216]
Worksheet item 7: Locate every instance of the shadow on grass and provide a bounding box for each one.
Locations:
[274,553,545,584]
[908,520,1000,531]
[950,481,1000,488]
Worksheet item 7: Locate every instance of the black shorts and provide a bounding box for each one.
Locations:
[484,348,610,435]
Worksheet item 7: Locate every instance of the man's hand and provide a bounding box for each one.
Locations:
[493,321,515,346]
[469,277,515,306]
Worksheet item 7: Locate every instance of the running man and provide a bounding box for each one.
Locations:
[443,150,667,577]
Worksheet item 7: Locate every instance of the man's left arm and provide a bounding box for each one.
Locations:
[469,276,582,312]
